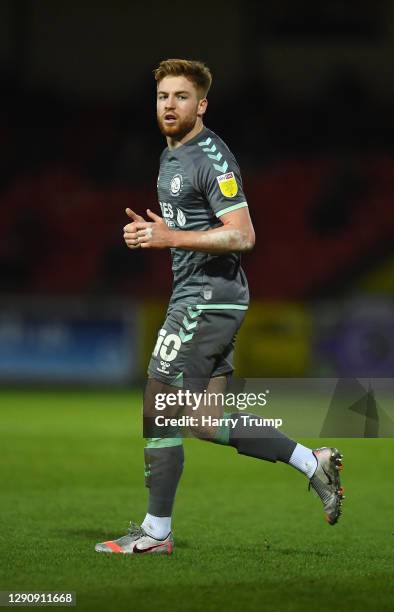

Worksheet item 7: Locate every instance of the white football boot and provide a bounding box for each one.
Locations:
[95,522,173,555]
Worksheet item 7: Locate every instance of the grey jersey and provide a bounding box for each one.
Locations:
[157,127,250,307]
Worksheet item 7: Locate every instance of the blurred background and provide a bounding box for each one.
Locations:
[0,0,393,385]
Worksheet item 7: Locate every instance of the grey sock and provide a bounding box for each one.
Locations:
[228,413,297,463]
[144,444,184,516]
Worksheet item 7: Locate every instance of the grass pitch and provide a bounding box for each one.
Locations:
[0,389,393,612]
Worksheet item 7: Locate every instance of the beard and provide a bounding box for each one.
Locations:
[157,112,198,140]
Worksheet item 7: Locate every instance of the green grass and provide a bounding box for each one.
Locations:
[0,389,393,612]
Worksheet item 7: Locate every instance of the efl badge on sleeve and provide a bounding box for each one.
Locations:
[216,172,238,198]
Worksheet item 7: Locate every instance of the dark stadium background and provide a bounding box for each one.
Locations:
[1,4,394,612]
[0,1,393,384]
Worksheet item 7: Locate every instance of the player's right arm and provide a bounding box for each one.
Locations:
[123,208,146,249]
[126,206,255,253]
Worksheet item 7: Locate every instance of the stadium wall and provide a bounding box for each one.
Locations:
[0,297,392,385]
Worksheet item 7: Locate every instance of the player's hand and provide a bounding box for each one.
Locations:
[123,208,146,249]
[133,209,173,249]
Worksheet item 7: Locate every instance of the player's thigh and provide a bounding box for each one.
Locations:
[147,305,245,386]
[146,306,244,440]
[144,373,230,440]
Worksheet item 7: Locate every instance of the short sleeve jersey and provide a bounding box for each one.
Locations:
[157,127,250,308]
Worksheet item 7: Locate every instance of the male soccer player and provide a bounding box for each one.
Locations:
[95,59,344,556]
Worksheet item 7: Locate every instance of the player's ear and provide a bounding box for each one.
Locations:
[197,97,208,117]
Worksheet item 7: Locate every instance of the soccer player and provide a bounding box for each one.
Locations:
[95,59,344,555]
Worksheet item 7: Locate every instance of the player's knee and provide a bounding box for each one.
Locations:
[188,420,219,441]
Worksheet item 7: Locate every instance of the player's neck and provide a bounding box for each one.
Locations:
[166,119,205,150]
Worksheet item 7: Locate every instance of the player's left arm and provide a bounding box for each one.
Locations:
[132,206,255,253]
[127,143,255,253]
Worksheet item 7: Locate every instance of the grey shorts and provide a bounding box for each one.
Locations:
[147,303,247,388]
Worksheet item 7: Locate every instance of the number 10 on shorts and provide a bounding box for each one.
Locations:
[153,329,182,362]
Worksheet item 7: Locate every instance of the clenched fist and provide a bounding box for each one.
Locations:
[123,208,146,249]
[123,208,173,249]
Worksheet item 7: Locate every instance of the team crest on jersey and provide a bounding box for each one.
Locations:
[216,172,238,198]
[170,174,183,196]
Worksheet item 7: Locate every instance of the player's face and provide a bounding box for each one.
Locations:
[157,76,206,139]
